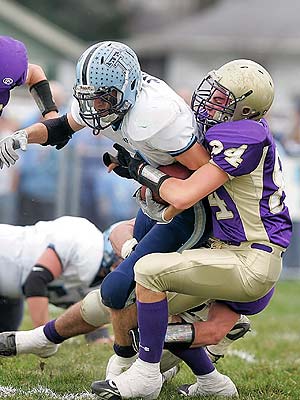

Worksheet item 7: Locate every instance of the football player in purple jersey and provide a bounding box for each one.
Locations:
[92,60,292,399]
[0,35,58,166]
[0,36,58,119]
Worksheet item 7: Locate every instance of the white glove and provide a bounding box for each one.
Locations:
[135,188,173,224]
[0,129,28,169]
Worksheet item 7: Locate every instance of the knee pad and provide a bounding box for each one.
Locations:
[80,289,111,327]
[101,272,135,309]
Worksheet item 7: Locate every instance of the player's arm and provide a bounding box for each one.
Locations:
[159,163,229,210]
[22,247,62,327]
[174,141,210,170]
[0,113,83,169]
[26,112,83,145]
[26,63,58,120]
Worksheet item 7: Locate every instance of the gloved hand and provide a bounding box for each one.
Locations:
[54,138,71,150]
[0,129,28,169]
[135,187,173,224]
[103,150,131,179]
[103,143,145,179]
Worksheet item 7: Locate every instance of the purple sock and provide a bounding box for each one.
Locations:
[43,319,66,344]
[171,347,215,376]
[137,298,168,363]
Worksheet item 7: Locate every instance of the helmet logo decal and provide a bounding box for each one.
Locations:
[2,77,14,85]
[106,49,132,73]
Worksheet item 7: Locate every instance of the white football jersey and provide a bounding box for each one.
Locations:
[0,216,103,298]
[71,73,199,167]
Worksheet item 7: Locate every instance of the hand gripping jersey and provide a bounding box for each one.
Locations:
[204,119,292,248]
[0,216,103,298]
[71,73,200,167]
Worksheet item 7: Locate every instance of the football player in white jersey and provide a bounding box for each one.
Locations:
[0,216,121,331]
[0,40,216,384]
[91,60,292,399]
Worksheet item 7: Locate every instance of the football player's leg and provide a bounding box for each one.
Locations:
[174,347,238,397]
[0,297,24,357]
[92,287,167,399]
[101,207,197,310]
[0,289,110,358]
[0,297,24,332]
[101,208,198,378]
[135,247,277,303]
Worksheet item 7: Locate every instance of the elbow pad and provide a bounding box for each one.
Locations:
[41,114,75,149]
[22,264,54,298]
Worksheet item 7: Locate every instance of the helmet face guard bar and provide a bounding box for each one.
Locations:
[191,75,237,128]
[74,84,129,131]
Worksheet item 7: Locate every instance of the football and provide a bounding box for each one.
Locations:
[140,163,193,205]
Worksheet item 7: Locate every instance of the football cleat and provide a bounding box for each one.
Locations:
[178,371,238,397]
[92,358,162,400]
[92,379,121,400]
[206,315,251,363]
[0,332,17,356]
[0,327,58,358]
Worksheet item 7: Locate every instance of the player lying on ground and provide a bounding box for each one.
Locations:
[0,216,121,335]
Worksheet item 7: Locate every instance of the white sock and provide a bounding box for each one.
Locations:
[16,327,54,355]
[135,358,161,375]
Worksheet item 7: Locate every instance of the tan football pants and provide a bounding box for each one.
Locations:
[134,240,284,315]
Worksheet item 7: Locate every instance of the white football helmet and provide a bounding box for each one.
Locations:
[74,41,142,132]
[192,59,274,129]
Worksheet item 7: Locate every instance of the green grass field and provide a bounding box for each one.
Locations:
[0,280,300,400]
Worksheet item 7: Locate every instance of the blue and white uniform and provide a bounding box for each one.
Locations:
[71,73,199,166]
[0,216,104,331]
[72,74,208,309]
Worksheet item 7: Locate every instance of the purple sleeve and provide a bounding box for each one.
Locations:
[205,120,267,176]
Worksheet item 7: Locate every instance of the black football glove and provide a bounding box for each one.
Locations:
[55,137,71,150]
[102,151,132,179]
[102,143,145,180]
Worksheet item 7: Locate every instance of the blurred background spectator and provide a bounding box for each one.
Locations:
[14,81,67,225]
[0,115,20,224]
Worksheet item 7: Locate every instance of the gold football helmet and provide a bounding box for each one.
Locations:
[192,59,274,128]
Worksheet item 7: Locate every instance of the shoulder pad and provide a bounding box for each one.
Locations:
[126,99,180,141]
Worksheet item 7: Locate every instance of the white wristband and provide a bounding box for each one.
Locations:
[121,238,138,259]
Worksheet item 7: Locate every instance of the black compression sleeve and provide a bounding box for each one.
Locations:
[41,114,75,146]
[29,80,58,116]
[22,264,54,298]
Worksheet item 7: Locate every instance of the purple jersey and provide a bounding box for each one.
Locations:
[204,119,292,248]
[0,36,28,114]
